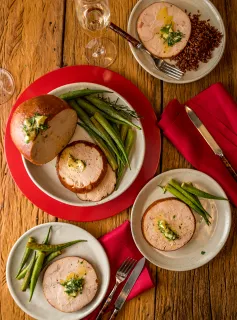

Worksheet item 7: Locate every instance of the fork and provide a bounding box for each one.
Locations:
[95,257,137,320]
[109,22,184,80]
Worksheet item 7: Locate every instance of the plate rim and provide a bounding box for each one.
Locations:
[127,0,226,84]
[6,222,110,320]
[131,168,232,271]
[21,81,145,207]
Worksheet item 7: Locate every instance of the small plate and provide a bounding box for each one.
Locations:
[22,82,145,207]
[6,222,110,320]
[131,169,231,271]
[127,0,226,84]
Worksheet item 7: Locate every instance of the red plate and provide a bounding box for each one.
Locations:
[5,66,161,221]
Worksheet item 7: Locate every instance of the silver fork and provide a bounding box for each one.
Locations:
[96,257,137,320]
[109,22,184,80]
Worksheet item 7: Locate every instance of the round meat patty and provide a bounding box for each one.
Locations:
[57,140,107,193]
[43,257,98,313]
[137,2,191,58]
[142,198,195,251]
[77,163,116,202]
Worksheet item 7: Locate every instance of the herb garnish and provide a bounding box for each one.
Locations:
[23,113,48,143]
[201,251,206,255]
[60,277,84,297]
[158,220,179,241]
[160,23,184,47]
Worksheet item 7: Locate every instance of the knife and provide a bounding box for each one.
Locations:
[109,257,146,320]
[185,106,237,181]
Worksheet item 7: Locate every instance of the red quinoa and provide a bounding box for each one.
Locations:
[171,14,223,72]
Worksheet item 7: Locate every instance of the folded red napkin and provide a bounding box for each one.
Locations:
[84,220,154,319]
[158,82,237,206]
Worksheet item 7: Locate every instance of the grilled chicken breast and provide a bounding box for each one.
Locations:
[43,257,98,313]
[142,198,195,251]
[137,2,191,58]
[57,140,107,193]
[10,95,77,165]
[77,163,116,202]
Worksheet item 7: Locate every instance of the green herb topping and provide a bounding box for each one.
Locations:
[201,251,206,255]
[23,113,48,143]
[67,154,86,171]
[158,220,179,241]
[160,23,183,47]
[60,277,84,297]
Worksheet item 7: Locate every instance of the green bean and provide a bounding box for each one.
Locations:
[85,96,141,130]
[42,226,52,245]
[16,265,28,280]
[43,251,62,268]
[94,112,130,168]
[70,100,125,165]
[116,129,135,189]
[27,239,87,252]
[29,252,45,301]
[91,117,121,161]
[59,89,112,100]
[76,98,124,125]
[16,237,35,278]
[181,183,228,200]
[169,179,211,218]
[165,184,210,225]
[120,125,129,142]
[21,252,36,292]
[78,123,118,171]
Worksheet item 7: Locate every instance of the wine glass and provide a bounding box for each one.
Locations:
[75,0,117,67]
[0,68,15,105]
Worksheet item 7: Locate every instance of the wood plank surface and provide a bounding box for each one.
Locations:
[0,0,236,319]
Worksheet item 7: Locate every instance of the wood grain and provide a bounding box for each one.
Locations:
[0,0,237,319]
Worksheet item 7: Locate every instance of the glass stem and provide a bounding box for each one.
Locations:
[92,38,106,58]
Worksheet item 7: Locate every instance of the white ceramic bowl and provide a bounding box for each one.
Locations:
[6,222,110,320]
[131,169,231,271]
[128,0,226,84]
[22,82,145,207]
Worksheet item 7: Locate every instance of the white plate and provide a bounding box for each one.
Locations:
[131,169,231,271]
[22,82,145,207]
[6,222,110,320]
[128,0,226,84]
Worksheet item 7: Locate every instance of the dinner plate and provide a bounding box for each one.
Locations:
[127,0,226,84]
[22,82,145,207]
[5,65,161,221]
[131,169,231,271]
[6,222,110,320]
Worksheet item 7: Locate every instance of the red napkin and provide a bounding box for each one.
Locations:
[158,82,237,206]
[84,220,154,319]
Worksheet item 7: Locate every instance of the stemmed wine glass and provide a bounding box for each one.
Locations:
[75,0,117,67]
[0,68,15,105]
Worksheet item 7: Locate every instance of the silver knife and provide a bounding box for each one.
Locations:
[109,257,146,320]
[185,106,237,181]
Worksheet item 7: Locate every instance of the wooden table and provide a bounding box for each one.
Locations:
[1,0,237,319]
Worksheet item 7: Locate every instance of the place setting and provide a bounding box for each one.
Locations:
[2,0,237,319]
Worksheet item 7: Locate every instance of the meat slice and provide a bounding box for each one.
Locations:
[142,198,195,251]
[57,140,107,193]
[43,257,98,313]
[77,164,116,202]
[10,94,78,165]
[137,2,191,58]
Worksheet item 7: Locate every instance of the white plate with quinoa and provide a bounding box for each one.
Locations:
[131,169,231,271]
[128,0,226,84]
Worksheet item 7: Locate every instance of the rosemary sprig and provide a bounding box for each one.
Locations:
[97,95,141,120]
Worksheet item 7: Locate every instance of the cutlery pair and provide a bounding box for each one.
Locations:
[109,22,184,81]
[96,257,146,320]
